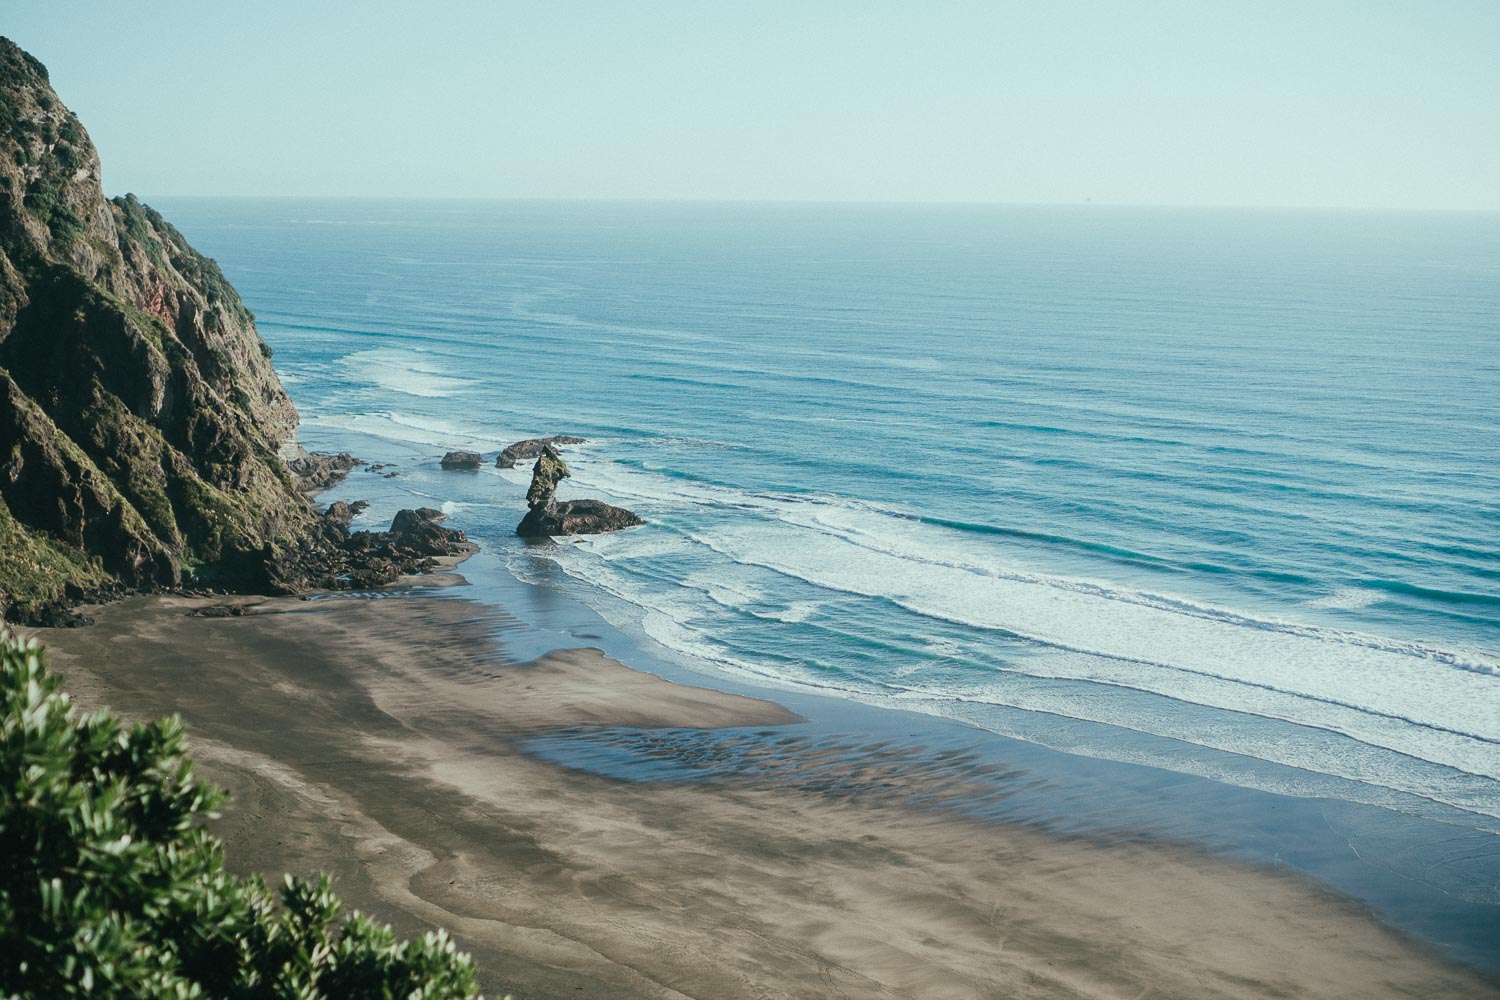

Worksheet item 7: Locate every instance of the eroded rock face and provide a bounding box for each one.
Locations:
[0,38,489,623]
[0,39,347,621]
[519,498,646,537]
[496,435,586,469]
[288,451,362,493]
[516,446,642,537]
[266,506,471,593]
[440,450,483,470]
[319,499,369,534]
[525,446,571,508]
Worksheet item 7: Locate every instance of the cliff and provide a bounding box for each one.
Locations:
[0,39,319,620]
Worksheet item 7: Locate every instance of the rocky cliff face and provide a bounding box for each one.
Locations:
[0,38,320,620]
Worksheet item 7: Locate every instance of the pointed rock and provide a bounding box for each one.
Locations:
[517,446,642,537]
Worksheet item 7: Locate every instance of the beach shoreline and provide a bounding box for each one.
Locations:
[27,582,1499,1000]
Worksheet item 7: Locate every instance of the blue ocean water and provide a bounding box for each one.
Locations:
[160,198,1500,831]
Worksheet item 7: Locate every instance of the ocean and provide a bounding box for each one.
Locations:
[157,198,1500,960]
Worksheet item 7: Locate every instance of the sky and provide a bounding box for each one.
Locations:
[5,1,1498,209]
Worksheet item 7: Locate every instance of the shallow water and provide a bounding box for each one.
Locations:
[159,198,1500,967]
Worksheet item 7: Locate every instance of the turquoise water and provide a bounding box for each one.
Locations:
[161,198,1500,830]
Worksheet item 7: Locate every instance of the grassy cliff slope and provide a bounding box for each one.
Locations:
[0,38,319,620]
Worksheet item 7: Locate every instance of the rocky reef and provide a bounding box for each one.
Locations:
[287,451,362,493]
[516,446,642,537]
[0,39,460,623]
[270,504,471,592]
[496,435,585,469]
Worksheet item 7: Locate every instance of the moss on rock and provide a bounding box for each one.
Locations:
[0,37,321,622]
[0,500,108,618]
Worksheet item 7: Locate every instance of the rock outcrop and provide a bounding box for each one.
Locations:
[496,435,585,469]
[267,505,471,592]
[440,450,483,470]
[287,451,362,493]
[516,446,642,537]
[0,39,456,622]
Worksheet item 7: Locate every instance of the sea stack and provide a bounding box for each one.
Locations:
[516,447,642,537]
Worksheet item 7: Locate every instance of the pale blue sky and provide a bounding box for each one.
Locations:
[6,1,1498,208]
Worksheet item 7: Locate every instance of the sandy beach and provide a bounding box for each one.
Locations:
[30,584,1499,1000]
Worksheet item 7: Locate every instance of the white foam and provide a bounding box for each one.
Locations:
[508,454,1500,812]
[786,503,1498,673]
[305,411,497,452]
[561,457,1500,678]
[341,348,474,398]
[772,600,822,624]
[494,466,532,487]
[676,568,820,624]
[690,522,1500,743]
[522,539,1500,823]
[1305,587,1385,610]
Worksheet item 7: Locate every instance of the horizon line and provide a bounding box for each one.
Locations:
[124,193,1500,215]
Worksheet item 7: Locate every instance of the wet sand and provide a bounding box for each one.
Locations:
[32,588,1499,1000]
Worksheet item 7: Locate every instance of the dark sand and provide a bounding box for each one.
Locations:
[31,587,1500,1000]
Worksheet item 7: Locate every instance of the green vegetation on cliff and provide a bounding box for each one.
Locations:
[0,628,488,998]
[0,37,319,621]
[0,503,108,612]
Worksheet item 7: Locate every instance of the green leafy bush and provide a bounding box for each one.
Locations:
[0,628,487,998]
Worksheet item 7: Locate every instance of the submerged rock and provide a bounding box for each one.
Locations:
[516,446,642,537]
[188,603,252,618]
[496,435,586,469]
[440,450,483,470]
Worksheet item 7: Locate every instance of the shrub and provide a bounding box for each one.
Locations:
[0,628,487,998]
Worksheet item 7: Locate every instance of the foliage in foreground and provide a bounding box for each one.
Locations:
[0,628,484,998]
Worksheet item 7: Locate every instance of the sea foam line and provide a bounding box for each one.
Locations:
[514,547,1500,825]
[568,461,1499,675]
[575,523,1500,778]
